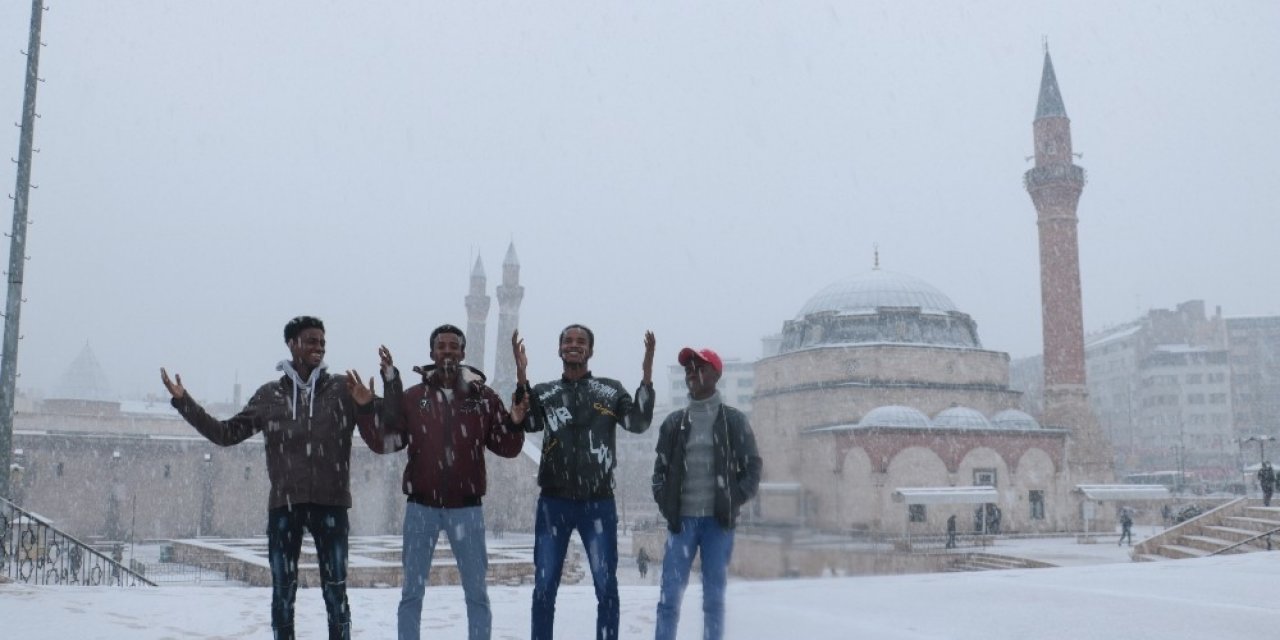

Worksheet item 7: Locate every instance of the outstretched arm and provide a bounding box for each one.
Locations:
[161,367,260,446]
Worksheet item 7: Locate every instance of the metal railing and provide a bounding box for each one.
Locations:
[0,497,155,587]
[1208,523,1280,557]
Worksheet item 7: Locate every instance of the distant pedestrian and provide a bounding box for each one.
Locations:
[1118,509,1133,546]
[945,514,957,549]
[1258,461,1275,506]
[637,547,650,579]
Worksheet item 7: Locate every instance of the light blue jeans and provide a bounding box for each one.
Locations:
[654,516,735,640]
[399,503,490,640]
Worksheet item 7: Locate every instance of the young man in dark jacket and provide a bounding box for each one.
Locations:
[651,347,761,640]
[353,324,526,640]
[513,324,655,640]
[161,316,377,640]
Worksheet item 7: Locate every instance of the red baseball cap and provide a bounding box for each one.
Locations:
[677,347,723,374]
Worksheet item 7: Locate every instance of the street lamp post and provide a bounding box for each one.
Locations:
[1241,435,1275,465]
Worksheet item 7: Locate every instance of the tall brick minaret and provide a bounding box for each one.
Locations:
[493,242,523,400]
[1024,49,1113,484]
[464,255,490,374]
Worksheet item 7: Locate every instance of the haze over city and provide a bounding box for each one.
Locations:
[1,1,1276,404]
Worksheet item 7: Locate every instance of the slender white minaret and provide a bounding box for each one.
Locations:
[493,242,523,399]
[464,256,491,373]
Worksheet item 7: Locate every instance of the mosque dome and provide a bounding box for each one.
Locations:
[991,409,1042,430]
[932,407,993,430]
[858,405,932,429]
[798,269,959,317]
[779,269,982,352]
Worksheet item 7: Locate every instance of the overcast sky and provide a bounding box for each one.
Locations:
[1,1,1277,403]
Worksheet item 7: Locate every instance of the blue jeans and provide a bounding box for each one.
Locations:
[654,517,735,640]
[399,503,491,640]
[531,496,619,640]
[267,504,351,640]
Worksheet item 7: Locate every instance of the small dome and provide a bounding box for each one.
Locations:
[992,409,1041,430]
[933,407,992,430]
[798,269,958,318]
[858,405,931,429]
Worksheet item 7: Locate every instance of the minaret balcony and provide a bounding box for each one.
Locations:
[1023,164,1086,191]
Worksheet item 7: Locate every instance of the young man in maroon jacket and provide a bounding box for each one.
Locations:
[352,324,526,640]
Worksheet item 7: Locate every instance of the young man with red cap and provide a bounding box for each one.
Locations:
[651,346,762,640]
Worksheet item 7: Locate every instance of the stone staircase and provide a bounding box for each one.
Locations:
[944,552,1055,572]
[1133,498,1280,561]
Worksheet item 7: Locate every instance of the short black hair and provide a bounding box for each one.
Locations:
[429,324,466,351]
[559,324,594,348]
[284,316,325,343]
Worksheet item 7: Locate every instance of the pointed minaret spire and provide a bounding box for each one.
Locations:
[465,255,491,373]
[494,241,524,399]
[1035,49,1068,120]
[873,243,880,270]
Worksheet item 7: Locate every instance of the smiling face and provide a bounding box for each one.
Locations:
[288,328,326,372]
[684,358,721,400]
[559,327,593,367]
[430,330,465,376]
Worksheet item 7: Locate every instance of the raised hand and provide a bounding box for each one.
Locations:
[345,370,376,406]
[378,345,395,379]
[641,330,656,384]
[512,329,528,385]
[160,367,186,399]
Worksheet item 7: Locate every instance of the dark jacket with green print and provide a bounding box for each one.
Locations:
[519,373,654,500]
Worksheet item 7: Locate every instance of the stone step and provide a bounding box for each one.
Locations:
[1222,516,1280,533]
[1179,534,1235,554]
[1158,544,1210,560]
[1132,553,1164,563]
[1202,525,1275,550]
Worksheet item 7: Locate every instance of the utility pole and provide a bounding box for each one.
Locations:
[0,0,47,499]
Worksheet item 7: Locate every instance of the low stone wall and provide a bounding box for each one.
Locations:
[632,530,953,579]
[169,536,542,588]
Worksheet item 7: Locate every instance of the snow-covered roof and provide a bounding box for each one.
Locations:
[798,269,959,318]
[932,407,991,430]
[892,486,999,505]
[1074,485,1172,501]
[1085,323,1142,348]
[859,405,931,429]
[991,409,1041,430]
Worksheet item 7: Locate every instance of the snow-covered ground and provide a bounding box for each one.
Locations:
[4,532,1278,639]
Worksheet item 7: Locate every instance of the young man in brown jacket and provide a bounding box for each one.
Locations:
[162,316,377,640]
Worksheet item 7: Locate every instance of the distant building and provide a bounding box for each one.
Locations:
[751,267,1069,534]
[1015,300,1280,487]
[1226,316,1280,445]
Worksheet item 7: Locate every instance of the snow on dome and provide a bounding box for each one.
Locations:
[992,409,1041,430]
[858,405,932,429]
[798,269,959,318]
[932,406,992,430]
